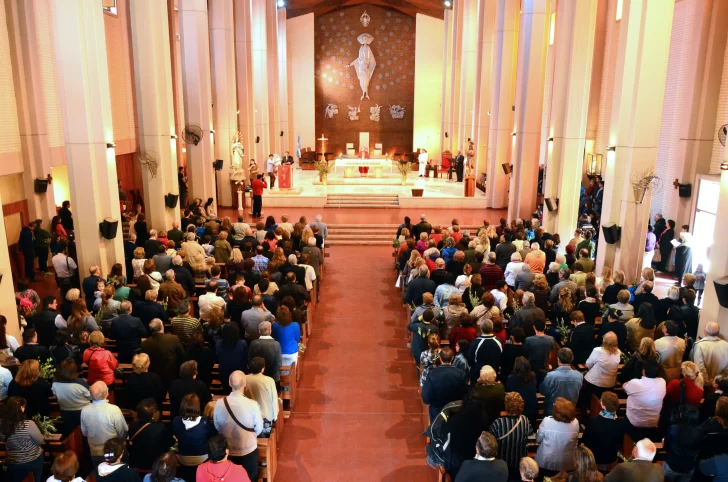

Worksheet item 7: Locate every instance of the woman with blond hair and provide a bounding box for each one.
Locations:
[596,266,613,296]
[581,332,621,411]
[132,247,147,279]
[619,337,661,384]
[403,249,421,284]
[443,293,469,337]
[602,269,627,304]
[126,352,166,410]
[61,288,81,319]
[7,360,52,417]
[213,230,232,263]
[226,247,246,281]
[551,287,575,322]
[64,299,99,345]
[299,226,314,251]
[665,361,704,410]
[634,267,655,295]
[470,365,505,422]
[625,302,656,352]
[489,392,533,479]
[95,285,121,321]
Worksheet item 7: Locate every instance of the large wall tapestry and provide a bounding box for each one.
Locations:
[314,5,415,156]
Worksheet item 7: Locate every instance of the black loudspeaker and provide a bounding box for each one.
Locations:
[99,219,119,240]
[445,132,449,138]
[164,194,179,209]
[214,159,223,170]
[502,163,513,175]
[34,179,49,193]
[713,277,728,308]
[280,131,284,137]
[678,183,692,198]
[256,136,260,143]
[545,197,559,212]
[602,224,621,244]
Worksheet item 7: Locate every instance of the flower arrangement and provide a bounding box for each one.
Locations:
[39,358,56,382]
[392,237,400,249]
[31,414,60,438]
[397,162,412,185]
[555,317,570,344]
[469,291,482,311]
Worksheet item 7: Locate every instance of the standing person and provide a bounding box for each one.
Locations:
[0,397,45,482]
[251,174,267,219]
[59,200,74,231]
[266,154,278,188]
[644,224,657,269]
[454,432,509,481]
[81,382,129,468]
[455,150,465,182]
[657,219,676,272]
[418,148,429,177]
[178,166,189,208]
[19,221,37,281]
[34,219,52,276]
[141,319,186,388]
[196,435,251,482]
[52,244,78,298]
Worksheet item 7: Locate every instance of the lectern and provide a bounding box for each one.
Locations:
[279,163,293,189]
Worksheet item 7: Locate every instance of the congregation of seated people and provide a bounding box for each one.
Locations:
[0,208,324,482]
[398,215,728,481]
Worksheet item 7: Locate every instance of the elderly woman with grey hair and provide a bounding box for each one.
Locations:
[470,365,506,422]
[504,252,524,291]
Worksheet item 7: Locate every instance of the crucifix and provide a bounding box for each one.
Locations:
[318,134,328,161]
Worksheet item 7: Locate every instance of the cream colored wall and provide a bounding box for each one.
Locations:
[413,14,444,159]
[0,173,26,204]
[0,0,22,174]
[51,165,70,207]
[286,13,315,153]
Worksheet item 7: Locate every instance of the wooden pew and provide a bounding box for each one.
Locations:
[257,429,277,482]
[279,362,297,417]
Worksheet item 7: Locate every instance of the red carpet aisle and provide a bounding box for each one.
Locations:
[276,246,436,481]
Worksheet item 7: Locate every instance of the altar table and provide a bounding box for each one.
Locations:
[334,158,391,178]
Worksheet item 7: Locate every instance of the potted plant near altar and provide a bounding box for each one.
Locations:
[397,161,411,186]
[316,159,332,185]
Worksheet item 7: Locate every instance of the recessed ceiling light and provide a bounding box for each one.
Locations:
[444,0,451,6]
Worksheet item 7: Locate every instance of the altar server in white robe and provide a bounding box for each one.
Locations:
[418,149,429,177]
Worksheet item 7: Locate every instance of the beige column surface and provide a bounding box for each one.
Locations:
[700,169,728,335]
[5,0,56,225]
[209,0,238,207]
[457,0,479,151]
[486,0,519,209]
[234,0,255,180]
[179,0,216,207]
[50,0,124,277]
[596,0,675,281]
[251,0,271,162]
[439,8,453,153]
[541,0,598,240]
[129,0,180,231]
[266,0,280,156]
[508,0,549,222]
[472,0,496,179]
[277,8,290,155]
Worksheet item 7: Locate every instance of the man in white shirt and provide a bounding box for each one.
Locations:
[418,148,429,177]
[214,371,264,479]
[52,244,78,298]
[81,382,128,467]
[266,154,279,188]
[197,280,226,322]
[691,322,728,385]
[490,280,508,312]
[244,357,279,435]
[278,215,293,235]
[310,214,328,241]
[623,360,666,440]
[654,320,686,382]
[299,253,318,292]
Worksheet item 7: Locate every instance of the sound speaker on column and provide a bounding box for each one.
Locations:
[99,219,119,240]
[713,277,728,308]
[256,136,260,143]
[213,159,223,171]
[280,131,283,137]
[678,184,692,198]
[502,163,513,175]
[34,179,49,193]
[602,224,621,244]
[544,197,559,212]
[164,194,179,209]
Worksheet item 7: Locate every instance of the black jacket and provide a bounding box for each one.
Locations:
[276,283,309,306]
[581,415,625,465]
[430,269,455,288]
[455,459,509,482]
[422,365,469,420]
[632,292,659,313]
[134,221,149,246]
[82,275,102,311]
[569,323,596,365]
[59,207,74,231]
[27,308,59,347]
[144,239,164,260]
[110,314,147,363]
[602,283,627,305]
[248,338,283,382]
[467,335,502,384]
[412,221,432,239]
[132,300,168,333]
[128,421,173,472]
[14,343,51,363]
[125,371,167,411]
[404,277,437,306]
[141,333,185,388]
[169,378,212,418]
[494,243,517,272]
[172,265,195,296]
[599,321,628,353]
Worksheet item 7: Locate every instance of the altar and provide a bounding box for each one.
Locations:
[334,158,391,178]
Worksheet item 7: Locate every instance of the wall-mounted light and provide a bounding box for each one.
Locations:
[511,132,517,137]
[444,0,452,7]
[721,160,728,171]
[182,148,187,153]
[547,137,554,142]
[277,0,285,7]
[606,145,616,151]
[106,142,116,148]
[171,134,178,139]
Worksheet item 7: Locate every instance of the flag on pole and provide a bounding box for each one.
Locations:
[296,135,302,159]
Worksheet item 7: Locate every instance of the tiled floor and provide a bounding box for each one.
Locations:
[275,245,438,482]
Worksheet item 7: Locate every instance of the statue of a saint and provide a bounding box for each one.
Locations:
[229,133,246,183]
[348,33,376,101]
[465,140,475,177]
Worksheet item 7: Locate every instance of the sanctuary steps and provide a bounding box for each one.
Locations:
[326,224,482,246]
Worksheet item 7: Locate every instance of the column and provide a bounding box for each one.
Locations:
[49,0,124,277]
[5,0,57,225]
[179,0,216,206]
[472,0,496,178]
[209,0,238,206]
[129,0,180,230]
[456,0,479,152]
[541,0,598,240]
[486,0,519,209]
[0,201,20,342]
[507,0,549,222]
[595,0,675,281]
[699,167,728,334]
[277,8,290,155]
[439,8,453,153]
[251,0,271,162]
[234,0,255,179]
[447,1,464,151]
[266,0,280,155]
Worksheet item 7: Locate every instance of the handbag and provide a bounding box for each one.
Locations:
[653,249,662,263]
[495,416,522,441]
[127,422,150,448]
[661,379,686,427]
[223,397,257,433]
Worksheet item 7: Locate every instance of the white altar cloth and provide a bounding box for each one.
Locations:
[334,158,392,178]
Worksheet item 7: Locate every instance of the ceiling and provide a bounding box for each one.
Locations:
[285,0,446,20]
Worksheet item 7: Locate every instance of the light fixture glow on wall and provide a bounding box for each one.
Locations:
[182,148,187,153]
[106,142,116,148]
[171,134,177,139]
[277,0,285,7]
[549,13,555,45]
[444,0,452,7]
[606,145,616,151]
[616,0,623,21]
[547,137,554,142]
[511,132,517,137]
[721,160,728,171]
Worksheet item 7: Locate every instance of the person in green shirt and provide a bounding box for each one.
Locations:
[34,219,53,276]
[575,230,596,259]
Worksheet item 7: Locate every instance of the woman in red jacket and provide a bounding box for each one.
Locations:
[83,331,118,387]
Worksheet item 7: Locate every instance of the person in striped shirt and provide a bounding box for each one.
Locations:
[170,299,203,347]
[489,392,534,480]
[0,396,45,482]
